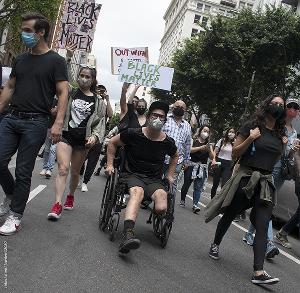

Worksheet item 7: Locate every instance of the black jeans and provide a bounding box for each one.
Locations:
[213,177,274,271]
[0,115,49,217]
[83,143,102,184]
[211,158,232,199]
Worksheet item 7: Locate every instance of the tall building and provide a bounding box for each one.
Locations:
[159,0,256,65]
[253,0,300,11]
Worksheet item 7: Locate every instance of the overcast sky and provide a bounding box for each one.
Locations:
[92,0,172,106]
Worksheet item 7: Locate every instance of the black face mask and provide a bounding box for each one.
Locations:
[173,107,184,117]
[265,104,285,119]
[136,108,146,115]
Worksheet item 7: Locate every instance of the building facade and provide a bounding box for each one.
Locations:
[159,0,259,65]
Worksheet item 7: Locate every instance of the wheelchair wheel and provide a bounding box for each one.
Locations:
[108,214,119,242]
[152,213,162,239]
[98,176,111,231]
[99,169,119,231]
[161,221,172,248]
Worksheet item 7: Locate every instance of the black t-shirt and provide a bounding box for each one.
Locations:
[10,51,68,114]
[120,128,177,178]
[69,90,96,129]
[190,140,209,163]
[238,123,283,172]
[119,103,142,132]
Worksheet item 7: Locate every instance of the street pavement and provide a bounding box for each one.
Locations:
[0,158,300,293]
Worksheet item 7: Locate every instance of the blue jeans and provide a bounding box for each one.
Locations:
[42,132,57,171]
[181,165,207,205]
[0,114,49,217]
[247,160,285,241]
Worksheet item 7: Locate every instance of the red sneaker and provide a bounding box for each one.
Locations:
[63,195,74,210]
[47,203,62,220]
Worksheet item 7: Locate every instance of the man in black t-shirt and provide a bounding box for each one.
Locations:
[0,13,69,236]
[106,101,178,253]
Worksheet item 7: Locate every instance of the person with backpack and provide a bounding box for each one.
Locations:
[210,128,236,199]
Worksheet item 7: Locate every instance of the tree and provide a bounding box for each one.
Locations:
[153,7,300,137]
[0,0,61,51]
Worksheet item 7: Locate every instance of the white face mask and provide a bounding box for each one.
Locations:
[228,133,235,140]
[148,117,164,131]
[200,131,209,140]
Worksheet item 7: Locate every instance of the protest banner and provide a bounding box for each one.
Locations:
[111,47,149,75]
[118,60,174,91]
[54,0,101,52]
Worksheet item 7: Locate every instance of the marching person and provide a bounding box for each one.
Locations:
[80,84,113,192]
[47,65,107,220]
[180,125,214,213]
[163,100,192,194]
[206,95,286,285]
[210,128,236,199]
[0,13,69,234]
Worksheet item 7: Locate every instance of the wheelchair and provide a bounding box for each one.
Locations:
[98,159,175,248]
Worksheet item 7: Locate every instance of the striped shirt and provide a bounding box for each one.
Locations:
[163,114,192,164]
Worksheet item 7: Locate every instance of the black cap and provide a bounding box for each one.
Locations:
[148,101,169,117]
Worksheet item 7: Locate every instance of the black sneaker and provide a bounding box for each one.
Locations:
[251,271,279,285]
[94,168,101,176]
[209,243,219,260]
[179,200,185,207]
[240,211,246,221]
[119,229,141,254]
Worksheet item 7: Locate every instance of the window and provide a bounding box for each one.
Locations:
[191,29,198,37]
[202,16,208,27]
[197,2,203,10]
[239,1,245,9]
[248,4,253,9]
[194,14,201,23]
[204,5,211,13]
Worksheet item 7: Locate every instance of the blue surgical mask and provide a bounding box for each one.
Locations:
[21,32,39,48]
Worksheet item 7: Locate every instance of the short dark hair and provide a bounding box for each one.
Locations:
[21,13,50,40]
[97,84,106,91]
[133,96,139,101]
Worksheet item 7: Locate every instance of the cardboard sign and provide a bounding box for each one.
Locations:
[118,60,174,91]
[111,47,149,75]
[54,0,101,52]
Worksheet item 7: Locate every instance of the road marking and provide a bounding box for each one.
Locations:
[27,185,47,203]
[185,194,300,266]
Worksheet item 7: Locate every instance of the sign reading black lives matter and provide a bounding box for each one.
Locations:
[119,60,174,91]
[55,0,101,52]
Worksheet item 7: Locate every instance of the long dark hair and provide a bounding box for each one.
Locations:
[78,67,97,93]
[194,125,210,144]
[246,94,286,138]
[222,127,235,146]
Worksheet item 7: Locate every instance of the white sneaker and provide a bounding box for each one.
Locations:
[0,197,11,217]
[77,176,83,189]
[40,169,47,176]
[0,214,21,235]
[81,183,88,192]
[45,170,52,179]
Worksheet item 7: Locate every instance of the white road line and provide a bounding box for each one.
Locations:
[27,185,47,203]
[185,194,300,266]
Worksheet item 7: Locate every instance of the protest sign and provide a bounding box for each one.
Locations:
[111,47,149,75]
[118,60,174,91]
[54,0,101,52]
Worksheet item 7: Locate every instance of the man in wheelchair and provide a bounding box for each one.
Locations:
[106,101,179,253]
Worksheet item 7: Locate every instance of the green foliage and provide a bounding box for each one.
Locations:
[1,0,61,53]
[153,7,300,137]
[107,113,120,132]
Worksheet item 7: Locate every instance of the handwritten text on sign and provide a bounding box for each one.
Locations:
[118,60,174,91]
[56,0,101,52]
[111,47,149,75]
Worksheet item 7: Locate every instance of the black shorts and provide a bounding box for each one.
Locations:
[122,173,166,201]
[61,130,86,150]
